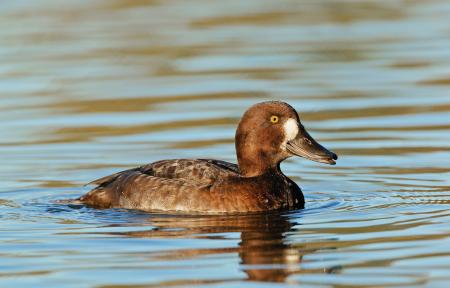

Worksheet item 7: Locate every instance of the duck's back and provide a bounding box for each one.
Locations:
[80,159,241,211]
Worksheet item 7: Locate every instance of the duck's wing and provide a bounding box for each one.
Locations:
[85,167,140,187]
[81,170,202,210]
[140,158,239,184]
[81,159,240,210]
[86,159,239,188]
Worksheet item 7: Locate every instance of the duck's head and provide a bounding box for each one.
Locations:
[235,101,337,177]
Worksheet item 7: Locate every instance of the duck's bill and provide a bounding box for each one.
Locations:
[286,128,338,165]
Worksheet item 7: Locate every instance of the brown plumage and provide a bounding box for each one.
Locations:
[78,101,337,213]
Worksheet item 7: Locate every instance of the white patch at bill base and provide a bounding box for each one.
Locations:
[283,118,299,141]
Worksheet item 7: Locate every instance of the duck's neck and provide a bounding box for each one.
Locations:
[236,150,281,177]
[238,158,279,177]
[235,124,283,177]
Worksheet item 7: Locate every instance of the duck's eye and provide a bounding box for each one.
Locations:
[270,115,279,123]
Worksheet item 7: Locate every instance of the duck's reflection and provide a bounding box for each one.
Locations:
[110,212,302,283]
[237,214,301,282]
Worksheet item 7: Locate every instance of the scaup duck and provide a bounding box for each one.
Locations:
[78,101,337,213]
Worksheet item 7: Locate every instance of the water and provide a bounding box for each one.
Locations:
[1,0,450,287]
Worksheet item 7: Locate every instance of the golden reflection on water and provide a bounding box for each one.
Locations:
[43,92,264,114]
[52,117,235,143]
[0,0,450,287]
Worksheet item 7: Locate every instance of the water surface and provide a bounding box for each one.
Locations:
[1,0,450,287]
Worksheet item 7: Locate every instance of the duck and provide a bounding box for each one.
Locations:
[77,101,337,213]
